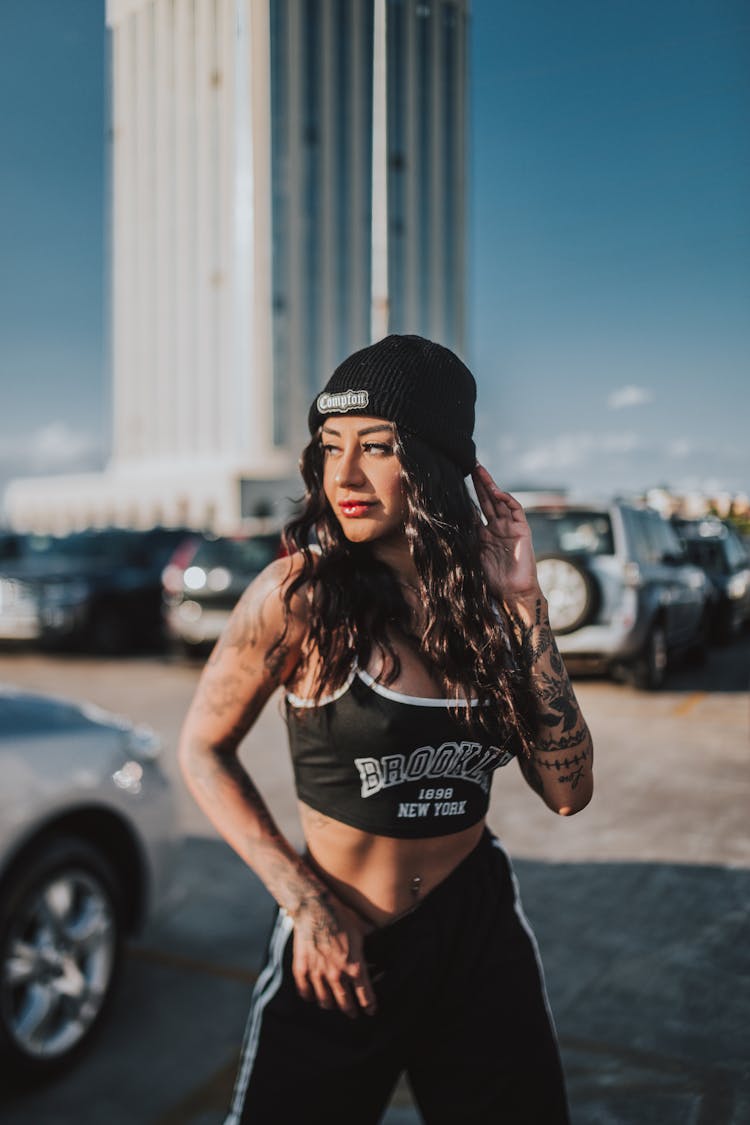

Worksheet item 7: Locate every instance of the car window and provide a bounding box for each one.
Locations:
[623,509,660,563]
[526,512,614,556]
[724,530,749,570]
[192,536,279,573]
[38,531,134,561]
[684,539,729,575]
[653,517,685,559]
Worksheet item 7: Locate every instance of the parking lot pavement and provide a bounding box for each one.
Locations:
[0,640,748,1123]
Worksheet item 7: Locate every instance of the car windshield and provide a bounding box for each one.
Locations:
[192,536,279,573]
[32,531,143,562]
[526,511,614,556]
[683,539,729,575]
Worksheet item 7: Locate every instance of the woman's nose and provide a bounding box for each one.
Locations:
[334,446,365,486]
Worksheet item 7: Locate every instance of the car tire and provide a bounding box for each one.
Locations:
[631,623,668,690]
[714,602,737,646]
[0,834,124,1085]
[180,639,209,662]
[535,553,599,634]
[685,612,710,667]
[89,605,130,655]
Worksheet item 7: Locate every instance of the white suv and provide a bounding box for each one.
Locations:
[526,502,710,688]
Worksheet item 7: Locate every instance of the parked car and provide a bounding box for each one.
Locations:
[0,532,38,564]
[163,532,284,655]
[671,518,750,642]
[0,527,194,654]
[0,684,178,1080]
[525,501,710,688]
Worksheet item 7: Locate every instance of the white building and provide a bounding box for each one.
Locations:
[6,0,469,534]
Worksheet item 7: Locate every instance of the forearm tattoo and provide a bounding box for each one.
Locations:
[260,845,342,943]
[185,740,280,836]
[535,670,580,731]
[508,597,593,783]
[185,742,338,927]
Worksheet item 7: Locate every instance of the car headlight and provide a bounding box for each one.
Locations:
[113,760,144,794]
[727,571,749,600]
[686,569,708,592]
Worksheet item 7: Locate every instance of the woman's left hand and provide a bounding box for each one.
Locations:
[471,463,540,601]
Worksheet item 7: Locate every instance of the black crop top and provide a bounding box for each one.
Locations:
[285,668,519,839]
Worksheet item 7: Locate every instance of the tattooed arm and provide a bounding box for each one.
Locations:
[471,463,594,816]
[177,555,377,1017]
[506,590,594,815]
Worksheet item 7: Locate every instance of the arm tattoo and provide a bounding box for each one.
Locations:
[536,672,580,732]
[505,598,593,797]
[186,749,339,926]
[558,766,585,789]
[535,726,589,752]
[533,744,591,776]
[187,743,283,838]
[507,599,554,668]
[208,595,261,668]
[264,641,291,680]
[260,845,344,945]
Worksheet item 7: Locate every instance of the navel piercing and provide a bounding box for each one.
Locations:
[410,875,422,898]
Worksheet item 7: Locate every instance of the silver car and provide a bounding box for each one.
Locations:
[526,501,710,688]
[0,685,179,1080]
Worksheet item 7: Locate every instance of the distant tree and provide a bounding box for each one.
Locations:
[726,503,750,539]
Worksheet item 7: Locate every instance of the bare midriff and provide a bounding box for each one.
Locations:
[299,801,486,928]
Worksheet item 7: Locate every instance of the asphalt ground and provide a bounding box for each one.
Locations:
[0,636,748,1124]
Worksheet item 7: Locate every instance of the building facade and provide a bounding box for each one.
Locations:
[6,0,468,534]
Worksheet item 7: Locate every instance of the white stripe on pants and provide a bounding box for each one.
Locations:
[223,910,294,1125]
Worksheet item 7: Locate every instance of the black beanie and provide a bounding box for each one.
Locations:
[308,334,477,475]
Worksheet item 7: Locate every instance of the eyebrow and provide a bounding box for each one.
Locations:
[321,423,395,437]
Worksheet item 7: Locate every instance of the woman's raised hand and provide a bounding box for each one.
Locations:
[292,893,377,1019]
[471,462,540,601]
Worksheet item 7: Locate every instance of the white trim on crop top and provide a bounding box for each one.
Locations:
[286,664,479,709]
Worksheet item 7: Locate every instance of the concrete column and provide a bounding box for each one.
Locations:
[216,0,236,462]
[429,3,444,341]
[319,0,336,375]
[173,0,196,459]
[153,0,174,458]
[195,0,214,456]
[403,2,418,333]
[110,20,131,462]
[285,0,305,447]
[348,0,367,349]
[371,0,388,342]
[248,0,274,459]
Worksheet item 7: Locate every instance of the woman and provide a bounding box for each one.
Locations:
[178,334,593,1124]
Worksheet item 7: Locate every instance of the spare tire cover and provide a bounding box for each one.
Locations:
[535,553,598,634]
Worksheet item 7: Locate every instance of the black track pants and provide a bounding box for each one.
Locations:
[223,830,570,1125]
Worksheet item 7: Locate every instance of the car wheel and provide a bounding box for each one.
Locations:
[631,624,668,690]
[535,554,599,634]
[180,638,208,662]
[0,834,124,1083]
[685,612,709,667]
[89,606,130,655]
[714,602,738,646]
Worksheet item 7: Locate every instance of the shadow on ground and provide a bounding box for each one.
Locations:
[2,837,748,1124]
[569,631,750,694]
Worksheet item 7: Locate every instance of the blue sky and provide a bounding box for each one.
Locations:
[1,0,748,512]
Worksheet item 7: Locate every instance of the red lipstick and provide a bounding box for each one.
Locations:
[338,500,375,518]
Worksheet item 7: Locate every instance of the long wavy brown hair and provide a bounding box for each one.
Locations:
[278,426,536,756]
